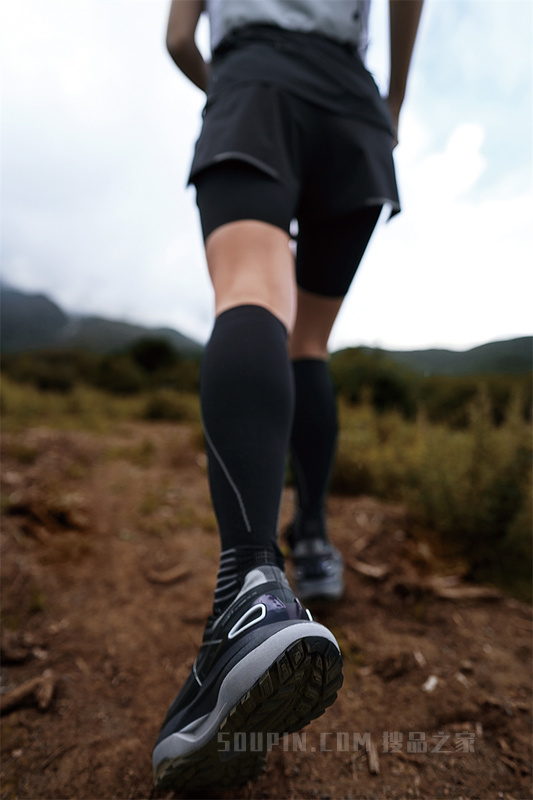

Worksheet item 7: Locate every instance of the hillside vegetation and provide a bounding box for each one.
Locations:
[330,346,532,427]
[1,338,531,603]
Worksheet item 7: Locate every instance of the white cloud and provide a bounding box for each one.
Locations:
[1,0,211,338]
[1,0,531,351]
[330,112,533,351]
[406,122,487,202]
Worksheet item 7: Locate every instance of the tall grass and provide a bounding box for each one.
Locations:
[333,388,532,600]
[0,376,200,433]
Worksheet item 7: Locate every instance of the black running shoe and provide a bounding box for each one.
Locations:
[152,565,343,791]
[285,525,345,603]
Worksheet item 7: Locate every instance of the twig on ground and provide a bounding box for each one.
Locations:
[366,739,380,774]
[1,629,32,663]
[144,565,191,585]
[346,557,390,580]
[428,576,502,600]
[0,669,56,715]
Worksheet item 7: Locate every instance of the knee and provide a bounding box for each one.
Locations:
[288,334,329,361]
[288,289,343,360]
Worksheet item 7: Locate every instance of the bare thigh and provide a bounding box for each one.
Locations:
[205,220,297,331]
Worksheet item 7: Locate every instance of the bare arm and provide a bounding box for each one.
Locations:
[387,0,424,142]
[166,0,210,92]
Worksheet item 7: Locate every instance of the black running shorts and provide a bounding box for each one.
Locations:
[190,84,399,297]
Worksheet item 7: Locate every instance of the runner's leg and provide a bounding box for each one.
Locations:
[286,208,381,600]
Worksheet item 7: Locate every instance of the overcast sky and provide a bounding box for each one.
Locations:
[1,0,532,351]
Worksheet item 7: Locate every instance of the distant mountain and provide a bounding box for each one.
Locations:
[0,286,203,358]
[55,316,203,357]
[0,286,69,353]
[1,285,531,375]
[366,337,532,377]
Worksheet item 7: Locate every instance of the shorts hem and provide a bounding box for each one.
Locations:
[188,152,281,186]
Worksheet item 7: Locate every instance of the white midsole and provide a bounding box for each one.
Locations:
[153,621,339,768]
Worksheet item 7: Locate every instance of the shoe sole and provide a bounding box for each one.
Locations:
[153,623,343,790]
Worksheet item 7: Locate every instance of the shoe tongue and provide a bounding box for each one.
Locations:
[236,565,286,598]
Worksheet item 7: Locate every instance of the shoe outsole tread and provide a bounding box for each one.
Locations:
[154,635,343,790]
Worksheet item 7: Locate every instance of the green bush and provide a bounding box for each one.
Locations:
[418,374,532,427]
[408,389,531,598]
[128,337,179,373]
[331,390,532,601]
[1,349,100,393]
[95,354,145,395]
[126,339,200,392]
[1,345,201,396]
[146,361,200,393]
[329,347,531,427]
[141,389,201,423]
[0,376,145,431]
[330,348,418,418]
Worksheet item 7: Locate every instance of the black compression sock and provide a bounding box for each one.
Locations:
[200,305,294,582]
[290,358,338,541]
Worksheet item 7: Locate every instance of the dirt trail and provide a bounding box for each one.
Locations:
[1,423,531,800]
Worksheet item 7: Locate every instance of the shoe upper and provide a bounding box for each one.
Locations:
[155,565,311,744]
[196,565,309,681]
[283,521,344,602]
[291,538,344,582]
